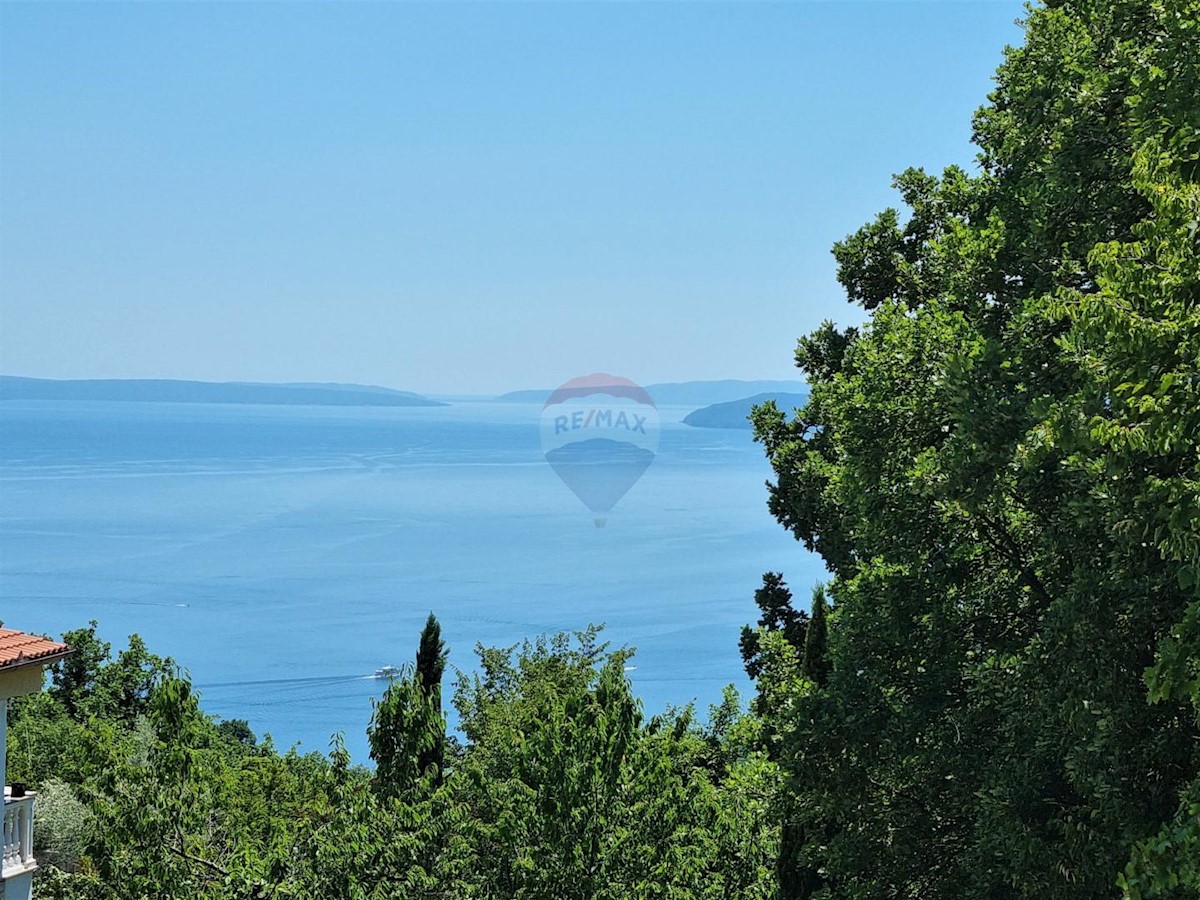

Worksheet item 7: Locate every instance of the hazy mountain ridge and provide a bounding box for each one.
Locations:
[496,379,808,407]
[0,376,447,407]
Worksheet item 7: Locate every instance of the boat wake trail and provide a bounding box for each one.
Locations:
[197,674,370,690]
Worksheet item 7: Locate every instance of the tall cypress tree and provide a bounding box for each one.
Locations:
[800,585,829,686]
[414,612,447,786]
[369,614,449,798]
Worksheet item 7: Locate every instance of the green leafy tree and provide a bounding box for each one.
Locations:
[49,623,170,725]
[215,718,257,749]
[49,622,110,721]
[753,1,1200,897]
[450,628,778,899]
[369,666,444,802]
[33,778,94,873]
[1052,34,1200,888]
[741,573,808,682]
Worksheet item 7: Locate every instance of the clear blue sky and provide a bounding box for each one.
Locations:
[0,1,1025,395]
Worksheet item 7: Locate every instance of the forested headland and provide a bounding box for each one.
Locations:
[7,0,1200,896]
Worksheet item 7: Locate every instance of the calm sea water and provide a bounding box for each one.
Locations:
[0,400,823,761]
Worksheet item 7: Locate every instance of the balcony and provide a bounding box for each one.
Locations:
[2,792,36,879]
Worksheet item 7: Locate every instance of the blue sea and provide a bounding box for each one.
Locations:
[0,400,823,761]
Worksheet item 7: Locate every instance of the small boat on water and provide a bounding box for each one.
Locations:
[373,665,401,679]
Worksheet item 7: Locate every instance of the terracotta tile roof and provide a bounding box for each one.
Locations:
[0,628,72,671]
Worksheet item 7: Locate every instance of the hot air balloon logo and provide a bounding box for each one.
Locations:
[540,373,659,527]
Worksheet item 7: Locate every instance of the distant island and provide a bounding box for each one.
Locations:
[497,379,808,407]
[0,376,448,407]
[0,376,815,412]
[682,392,808,430]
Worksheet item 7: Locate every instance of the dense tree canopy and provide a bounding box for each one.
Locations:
[9,623,779,899]
[752,0,1200,896]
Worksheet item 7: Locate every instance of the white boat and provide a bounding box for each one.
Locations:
[373,665,401,679]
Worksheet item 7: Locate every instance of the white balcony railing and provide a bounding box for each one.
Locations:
[2,793,36,879]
